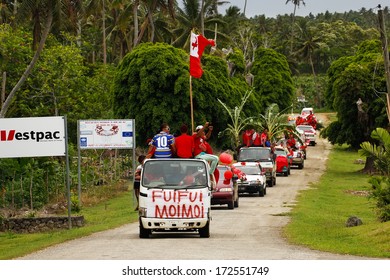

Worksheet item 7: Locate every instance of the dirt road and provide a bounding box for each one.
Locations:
[18,118,372,260]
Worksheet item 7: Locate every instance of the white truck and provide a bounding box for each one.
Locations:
[138,158,213,238]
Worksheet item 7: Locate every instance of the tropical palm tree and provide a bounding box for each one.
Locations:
[172,0,226,50]
[0,0,68,118]
[85,0,110,64]
[134,0,175,45]
[285,0,305,52]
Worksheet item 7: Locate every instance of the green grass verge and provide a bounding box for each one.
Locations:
[0,190,139,260]
[284,144,390,258]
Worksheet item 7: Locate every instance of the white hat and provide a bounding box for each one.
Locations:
[196,125,203,131]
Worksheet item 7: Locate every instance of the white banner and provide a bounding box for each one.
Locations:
[0,116,66,158]
[79,119,134,149]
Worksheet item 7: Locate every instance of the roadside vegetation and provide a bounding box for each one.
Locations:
[284,144,390,258]
[0,184,139,260]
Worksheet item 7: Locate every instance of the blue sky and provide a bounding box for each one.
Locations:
[220,0,386,18]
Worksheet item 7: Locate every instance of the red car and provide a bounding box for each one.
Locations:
[274,146,291,176]
[211,165,239,209]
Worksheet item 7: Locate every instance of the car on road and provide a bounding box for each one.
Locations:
[290,148,304,169]
[211,165,239,209]
[274,146,291,176]
[232,162,267,197]
[296,124,317,146]
[237,146,276,187]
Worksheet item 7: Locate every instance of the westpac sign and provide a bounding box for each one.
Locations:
[0,116,66,158]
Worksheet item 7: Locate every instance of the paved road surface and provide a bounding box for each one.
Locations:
[18,127,370,260]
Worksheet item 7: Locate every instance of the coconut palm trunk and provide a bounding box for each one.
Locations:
[0,2,54,118]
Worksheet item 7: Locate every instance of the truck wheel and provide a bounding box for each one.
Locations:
[227,200,234,209]
[199,221,210,238]
[139,220,151,238]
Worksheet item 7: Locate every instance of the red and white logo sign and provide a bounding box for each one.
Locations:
[0,116,66,158]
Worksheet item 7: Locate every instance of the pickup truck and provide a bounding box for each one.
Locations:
[138,158,213,238]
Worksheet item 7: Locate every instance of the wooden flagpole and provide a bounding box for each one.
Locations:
[190,75,194,133]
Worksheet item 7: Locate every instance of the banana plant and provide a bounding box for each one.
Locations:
[217,90,254,150]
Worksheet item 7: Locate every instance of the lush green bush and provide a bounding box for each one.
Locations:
[369,176,390,222]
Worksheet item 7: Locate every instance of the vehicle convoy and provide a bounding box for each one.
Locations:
[211,165,239,209]
[138,158,213,238]
[237,147,276,187]
[233,162,267,197]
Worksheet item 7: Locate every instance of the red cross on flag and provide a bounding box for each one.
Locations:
[190,32,215,78]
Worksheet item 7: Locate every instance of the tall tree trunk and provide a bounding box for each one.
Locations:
[201,0,205,34]
[0,4,53,118]
[102,0,107,64]
[133,0,139,47]
[290,5,297,53]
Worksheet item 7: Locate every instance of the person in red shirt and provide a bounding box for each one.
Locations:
[242,128,254,147]
[193,122,219,174]
[286,134,297,150]
[260,128,268,147]
[251,129,263,146]
[175,123,194,158]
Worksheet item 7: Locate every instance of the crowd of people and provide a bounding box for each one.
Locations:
[134,122,219,210]
[143,122,218,172]
[295,111,317,129]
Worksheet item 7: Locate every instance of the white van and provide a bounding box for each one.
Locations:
[138,158,213,238]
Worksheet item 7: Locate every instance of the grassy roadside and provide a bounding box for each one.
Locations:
[0,189,139,260]
[284,144,390,258]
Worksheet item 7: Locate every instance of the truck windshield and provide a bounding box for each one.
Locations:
[238,148,271,161]
[142,160,208,189]
[235,166,261,175]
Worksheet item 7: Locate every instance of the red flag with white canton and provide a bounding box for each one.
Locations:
[190,32,215,78]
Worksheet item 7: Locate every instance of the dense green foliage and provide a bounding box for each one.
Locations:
[251,47,294,111]
[321,40,388,148]
[359,128,390,222]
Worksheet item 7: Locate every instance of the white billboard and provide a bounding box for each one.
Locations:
[0,116,66,158]
[78,119,134,149]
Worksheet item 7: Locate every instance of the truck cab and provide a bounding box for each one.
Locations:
[138,158,213,238]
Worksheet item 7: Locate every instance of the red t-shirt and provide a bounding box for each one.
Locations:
[252,132,262,146]
[193,135,212,156]
[287,138,296,148]
[242,130,252,146]
[175,134,194,158]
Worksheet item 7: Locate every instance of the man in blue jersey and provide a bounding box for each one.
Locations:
[147,123,176,158]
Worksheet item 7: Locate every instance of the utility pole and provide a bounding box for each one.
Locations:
[378,6,390,124]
